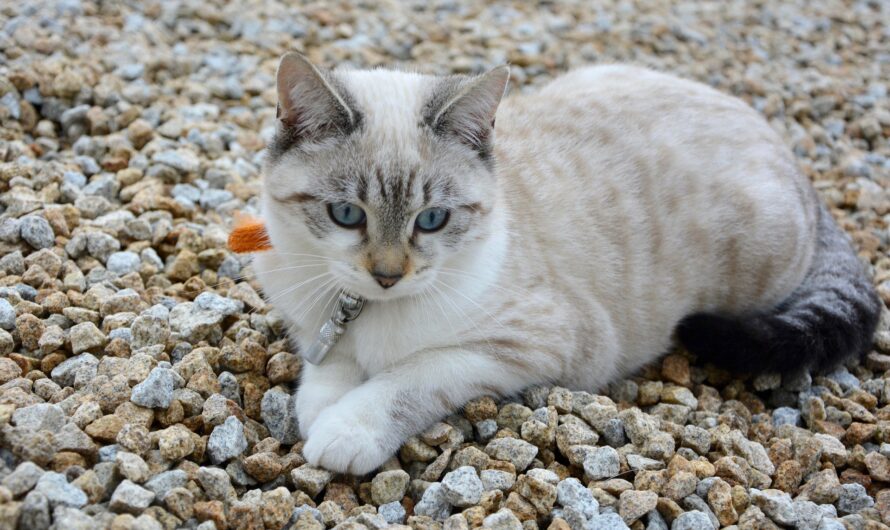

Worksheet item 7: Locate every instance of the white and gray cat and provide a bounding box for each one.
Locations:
[253,52,880,474]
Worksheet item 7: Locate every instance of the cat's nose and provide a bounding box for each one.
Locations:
[372,271,403,289]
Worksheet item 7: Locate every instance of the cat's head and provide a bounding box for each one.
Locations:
[261,53,510,301]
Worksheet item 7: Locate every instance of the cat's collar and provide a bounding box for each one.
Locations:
[302,291,365,365]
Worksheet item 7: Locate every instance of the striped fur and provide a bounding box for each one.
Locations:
[254,57,881,474]
[677,202,881,375]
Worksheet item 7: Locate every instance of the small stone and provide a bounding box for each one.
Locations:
[379,501,406,524]
[2,462,45,497]
[482,508,523,530]
[156,425,194,461]
[671,510,714,530]
[207,416,248,463]
[196,466,236,502]
[0,299,15,331]
[130,366,183,409]
[144,470,188,499]
[661,355,690,386]
[262,389,300,445]
[865,452,890,482]
[106,251,141,275]
[441,466,484,507]
[414,482,451,521]
[32,472,87,508]
[583,446,620,480]
[243,452,283,483]
[68,322,106,354]
[50,353,99,388]
[109,480,155,514]
[619,490,658,524]
[291,465,332,498]
[484,437,538,471]
[20,216,55,249]
[261,487,295,529]
[556,477,598,519]
[772,407,801,427]
[12,403,66,431]
[837,483,874,515]
[751,489,797,526]
[587,512,631,529]
[115,451,150,483]
[371,469,410,505]
[481,469,516,491]
[20,491,50,530]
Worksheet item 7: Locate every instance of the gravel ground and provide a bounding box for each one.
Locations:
[1,0,889,529]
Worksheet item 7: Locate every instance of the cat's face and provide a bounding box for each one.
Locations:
[261,54,509,301]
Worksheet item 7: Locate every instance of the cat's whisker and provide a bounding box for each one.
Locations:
[264,251,339,261]
[255,272,333,314]
[435,267,534,298]
[294,278,341,324]
[426,282,461,343]
[279,275,339,322]
[435,279,508,332]
[430,280,495,354]
[230,262,330,281]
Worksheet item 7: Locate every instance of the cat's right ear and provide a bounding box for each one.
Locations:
[276,52,360,142]
[425,66,510,157]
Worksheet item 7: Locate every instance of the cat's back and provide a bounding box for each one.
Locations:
[496,64,787,168]
[493,64,816,320]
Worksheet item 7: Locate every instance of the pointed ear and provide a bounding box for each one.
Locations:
[426,66,510,155]
[276,52,360,143]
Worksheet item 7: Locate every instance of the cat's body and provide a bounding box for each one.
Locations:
[254,55,880,474]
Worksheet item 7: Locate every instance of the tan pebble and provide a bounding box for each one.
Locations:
[661,354,690,386]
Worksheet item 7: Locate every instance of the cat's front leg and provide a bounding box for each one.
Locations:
[302,347,555,474]
[294,357,364,437]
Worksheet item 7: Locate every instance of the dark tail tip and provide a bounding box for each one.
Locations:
[677,297,881,376]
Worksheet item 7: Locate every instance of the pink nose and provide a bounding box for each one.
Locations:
[372,272,402,289]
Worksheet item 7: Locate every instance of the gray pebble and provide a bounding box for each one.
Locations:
[19,215,55,249]
[143,469,187,499]
[588,512,630,529]
[109,479,155,514]
[584,446,621,480]
[671,510,715,530]
[480,469,515,491]
[260,387,299,445]
[33,472,87,508]
[106,251,141,275]
[207,416,248,464]
[130,366,184,409]
[20,490,51,530]
[772,406,802,427]
[441,466,483,507]
[556,477,599,519]
[378,501,406,524]
[2,461,45,497]
[836,483,874,515]
[414,482,451,521]
[12,403,66,432]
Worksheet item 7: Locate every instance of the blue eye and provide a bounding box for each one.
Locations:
[415,207,449,232]
[328,202,366,228]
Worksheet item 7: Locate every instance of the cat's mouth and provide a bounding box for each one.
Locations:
[329,262,432,302]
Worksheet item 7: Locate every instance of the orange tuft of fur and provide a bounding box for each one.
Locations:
[228,214,272,253]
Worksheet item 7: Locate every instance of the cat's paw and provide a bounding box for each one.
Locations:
[294,382,353,438]
[302,409,393,474]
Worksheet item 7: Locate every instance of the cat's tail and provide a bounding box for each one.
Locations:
[677,203,882,375]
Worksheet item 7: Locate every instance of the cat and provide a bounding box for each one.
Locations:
[252,52,881,474]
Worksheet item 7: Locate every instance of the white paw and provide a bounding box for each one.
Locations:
[302,409,394,474]
[294,384,350,438]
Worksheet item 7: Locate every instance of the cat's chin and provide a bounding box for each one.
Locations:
[338,276,435,303]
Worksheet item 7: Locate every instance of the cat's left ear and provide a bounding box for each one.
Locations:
[427,66,510,155]
[276,52,360,143]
